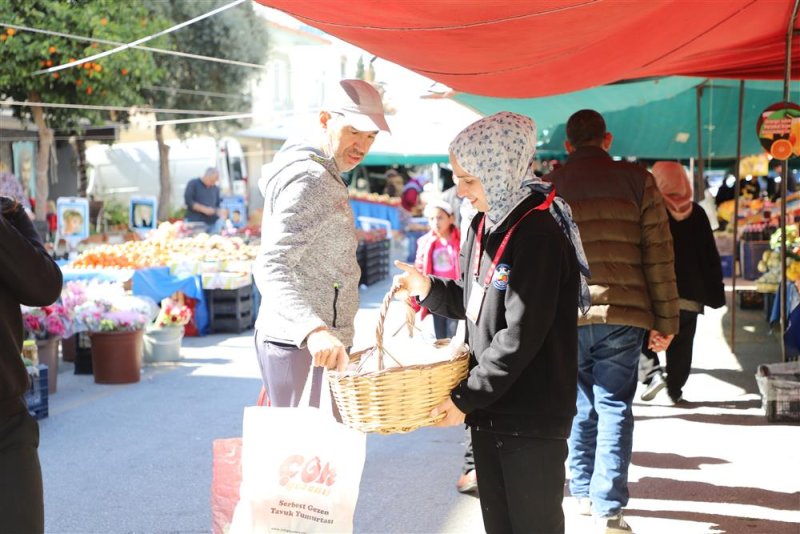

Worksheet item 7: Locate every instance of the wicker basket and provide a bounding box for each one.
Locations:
[328,287,470,434]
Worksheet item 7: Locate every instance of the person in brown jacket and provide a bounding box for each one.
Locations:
[547,110,679,534]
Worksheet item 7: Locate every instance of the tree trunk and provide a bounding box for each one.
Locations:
[155,124,171,222]
[29,93,53,221]
[76,137,88,197]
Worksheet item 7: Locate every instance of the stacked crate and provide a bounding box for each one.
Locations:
[25,365,49,420]
[206,286,253,333]
[357,239,390,286]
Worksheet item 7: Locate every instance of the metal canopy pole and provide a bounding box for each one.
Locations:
[731,80,745,353]
[695,85,706,203]
[780,0,800,362]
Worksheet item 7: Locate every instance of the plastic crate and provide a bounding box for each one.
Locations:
[720,254,734,278]
[206,285,253,333]
[738,290,764,310]
[756,361,800,423]
[740,241,771,281]
[74,332,93,375]
[25,365,49,420]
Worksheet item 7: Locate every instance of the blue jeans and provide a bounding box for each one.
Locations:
[567,324,645,518]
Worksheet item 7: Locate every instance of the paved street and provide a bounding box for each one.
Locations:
[38,244,800,533]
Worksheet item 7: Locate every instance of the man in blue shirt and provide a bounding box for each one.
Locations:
[184,167,221,232]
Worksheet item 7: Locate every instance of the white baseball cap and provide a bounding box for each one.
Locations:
[423,199,454,218]
[327,79,391,133]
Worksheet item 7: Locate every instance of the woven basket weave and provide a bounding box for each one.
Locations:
[328,287,470,434]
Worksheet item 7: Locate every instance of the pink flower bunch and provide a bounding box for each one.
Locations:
[61,281,88,309]
[154,299,192,327]
[21,304,72,340]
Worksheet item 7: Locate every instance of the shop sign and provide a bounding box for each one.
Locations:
[756,101,800,160]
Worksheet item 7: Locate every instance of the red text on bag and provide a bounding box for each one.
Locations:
[279,455,337,487]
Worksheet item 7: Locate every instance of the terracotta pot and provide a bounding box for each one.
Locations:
[89,330,144,384]
[61,334,76,362]
[36,337,60,394]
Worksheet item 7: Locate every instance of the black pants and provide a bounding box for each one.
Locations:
[641,309,699,400]
[0,408,44,533]
[472,428,567,534]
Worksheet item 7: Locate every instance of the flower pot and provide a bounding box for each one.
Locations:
[89,330,144,384]
[36,337,60,394]
[61,334,76,362]
[143,326,184,362]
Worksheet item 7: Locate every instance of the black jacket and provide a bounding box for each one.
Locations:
[421,193,579,439]
[670,203,725,309]
[0,199,63,417]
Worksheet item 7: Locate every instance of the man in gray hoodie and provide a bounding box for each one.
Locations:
[254,79,390,408]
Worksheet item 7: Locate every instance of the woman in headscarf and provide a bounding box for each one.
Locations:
[639,161,725,404]
[394,112,590,534]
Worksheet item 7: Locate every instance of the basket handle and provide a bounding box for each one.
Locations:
[371,286,416,370]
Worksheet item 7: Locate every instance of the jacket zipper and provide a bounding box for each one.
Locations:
[332,283,340,328]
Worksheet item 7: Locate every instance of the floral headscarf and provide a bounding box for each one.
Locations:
[449,111,592,314]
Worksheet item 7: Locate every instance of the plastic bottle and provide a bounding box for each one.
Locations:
[22,339,38,366]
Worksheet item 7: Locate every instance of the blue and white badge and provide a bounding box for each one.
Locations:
[492,264,510,291]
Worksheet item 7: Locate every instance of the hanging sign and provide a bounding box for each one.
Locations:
[756,101,800,160]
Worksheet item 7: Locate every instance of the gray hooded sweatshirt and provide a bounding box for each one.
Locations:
[254,139,360,347]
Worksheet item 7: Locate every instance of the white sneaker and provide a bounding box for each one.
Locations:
[576,496,592,516]
[640,372,666,401]
[597,513,633,533]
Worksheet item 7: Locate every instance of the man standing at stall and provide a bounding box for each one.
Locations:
[184,167,222,233]
[253,79,390,408]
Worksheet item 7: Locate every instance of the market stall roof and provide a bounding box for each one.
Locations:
[455,78,800,159]
[254,1,800,98]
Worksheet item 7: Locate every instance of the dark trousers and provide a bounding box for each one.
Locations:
[433,314,456,340]
[0,409,44,533]
[472,428,567,534]
[640,310,699,399]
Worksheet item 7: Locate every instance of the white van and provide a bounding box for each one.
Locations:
[86,136,249,212]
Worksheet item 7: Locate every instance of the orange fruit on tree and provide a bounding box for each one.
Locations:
[45,59,53,67]
[100,17,108,26]
[93,63,102,72]
[121,68,128,75]
[48,46,56,54]
[0,35,7,42]
[52,73,59,79]
[6,28,15,36]
[771,138,793,160]
[75,78,83,86]
[86,86,93,95]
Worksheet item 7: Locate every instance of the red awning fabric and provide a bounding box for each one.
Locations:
[255,0,800,97]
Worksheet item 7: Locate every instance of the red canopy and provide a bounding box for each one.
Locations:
[255,0,800,97]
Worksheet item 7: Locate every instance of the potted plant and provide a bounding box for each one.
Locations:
[144,298,191,362]
[21,304,71,393]
[75,296,151,384]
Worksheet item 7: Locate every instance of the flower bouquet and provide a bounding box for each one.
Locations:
[154,298,192,328]
[21,304,71,340]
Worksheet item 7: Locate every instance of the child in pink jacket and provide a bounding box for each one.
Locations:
[414,199,461,339]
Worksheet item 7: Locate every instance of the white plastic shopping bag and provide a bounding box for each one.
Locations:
[230,371,366,533]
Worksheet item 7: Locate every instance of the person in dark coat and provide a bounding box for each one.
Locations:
[0,196,63,532]
[394,112,591,534]
[639,161,726,403]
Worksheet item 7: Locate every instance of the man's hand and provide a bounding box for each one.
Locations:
[307,327,348,371]
[431,397,466,427]
[393,261,431,300]
[648,330,675,352]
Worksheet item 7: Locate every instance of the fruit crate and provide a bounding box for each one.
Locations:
[739,241,770,281]
[756,361,800,423]
[206,285,253,333]
[25,365,49,420]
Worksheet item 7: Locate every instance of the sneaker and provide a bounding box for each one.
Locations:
[456,469,478,494]
[576,496,592,516]
[597,513,633,533]
[640,372,666,401]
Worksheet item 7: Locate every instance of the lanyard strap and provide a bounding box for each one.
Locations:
[473,188,556,287]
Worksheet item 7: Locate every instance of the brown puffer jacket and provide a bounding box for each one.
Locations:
[547,146,679,334]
